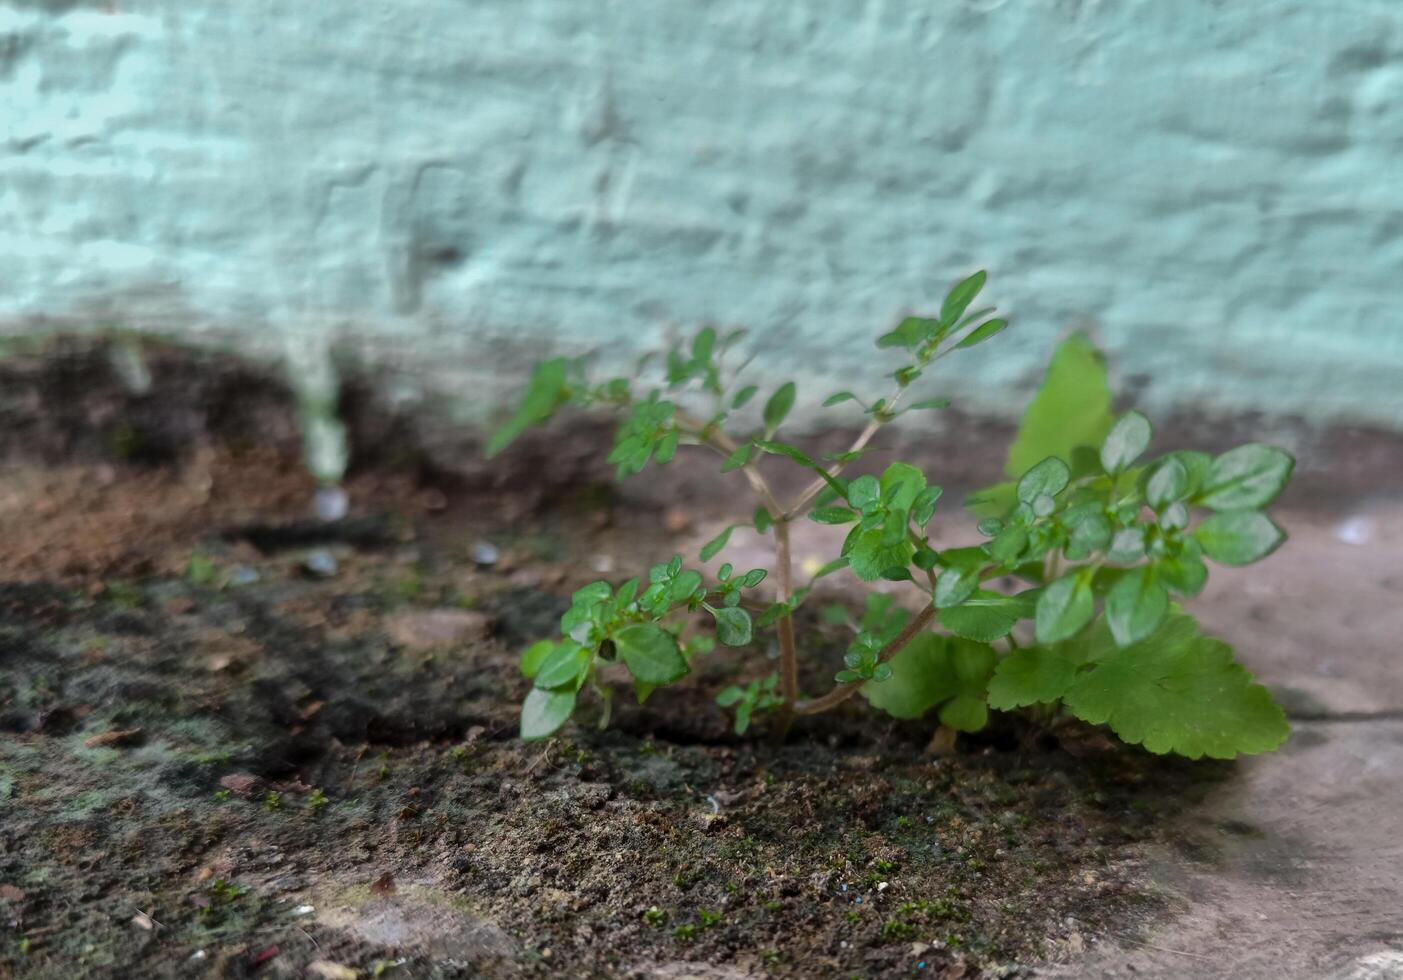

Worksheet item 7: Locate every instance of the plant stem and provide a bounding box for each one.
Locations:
[772,516,799,737]
[794,604,936,715]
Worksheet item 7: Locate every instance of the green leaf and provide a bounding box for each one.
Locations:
[1197,445,1295,510]
[534,642,591,689]
[846,474,881,511]
[753,507,773,534]
[908,398,952,411]
[1105,566,1168,647]
[754,441,849,499]
[880,462,927,513]
[1064,631,1289,759]
[986,648,1077,709]
[1146,457,1189,508]
[809,507,858,525]
[731,385,758,409]
[823,391,859,407]
[877,316,933,350]
[1017,457,1071,504]
[1159,540,1209,596]
[700,526,735,562]
[1035,572,1095,644]
[721,442,754,473]
[486,358,571,458]
[520,688,576,740]
[912,486,944,526]
[941,270,988,326]
[985,525,1029,564]
[1193,511,1286,565]
[937,590,1021,643]
[847,530,915,583]
[670,569,703,602]
[969,334,1114,518]
[863,635,995,727]
[763,382,797,432]
[955,317,1008,349]
[613,624,689,685]
[520,640,556,679]
[939,696,989,732]
[709,606,753,646]
[1100,411,1152,475]
[934,565,981,608]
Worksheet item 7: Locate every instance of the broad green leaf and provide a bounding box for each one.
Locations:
[941,270,988,325]
[670,569,703,601]
[1017,456,1071,503]
[985,525,1029,564]
[809,507,857,525]
[1035,572,1095,644]
[520,640,556,679]
[763,382,797,432]
[846,474,881,510]
[1159,540,1209,596]
[1193,511,1286,565]
[700,525,735,561]
[486,358,570,458]
[613,624,688,685]
[1105,566,1168,647]
[934,565,981,608]
[955,317,1008,349]
[534,642,591,690]
[859,634,954,719]
[1197,445,1295,510]
[986,648,1077,709]
[1064,633,1288,759]
[912,486,944,526]
[1100,411,1151,475]
[731,385,758,408]
[937,590,1021,642]
[1008,333,1114,475]
[710,606,753,646]
[520,688,576,740]
[880,462,927,513]
[939,696,989,732]
[847,530,915,582]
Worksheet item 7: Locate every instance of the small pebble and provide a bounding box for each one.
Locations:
[470,542,500,567]
[1335,515,1375,546]
[227,565,260,587]
[313,486,349,522]
[303,549,339,578]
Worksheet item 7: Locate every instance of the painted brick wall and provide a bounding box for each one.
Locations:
[2,1,1401,428]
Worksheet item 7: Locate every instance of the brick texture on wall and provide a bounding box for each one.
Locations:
[2,1,1401,427]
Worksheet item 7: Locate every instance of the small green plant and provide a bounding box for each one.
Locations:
[307,788,329,810]
[643,906,668,927]
[262,791,283,812]
[490,270,1294,759]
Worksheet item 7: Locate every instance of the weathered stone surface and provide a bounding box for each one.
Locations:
[1,2,1401,428]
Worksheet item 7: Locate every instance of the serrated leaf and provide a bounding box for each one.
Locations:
[763,382,796,432]
[709,606,753,646]
[520,688,576,740]
[1193,511,1286,565]
[613,624,688,685]
[955,317,1009,349]
[1064,632,1289,759]
[1100,411,1151,475]
[986,648,1076,709]
[1197,445,1295,510]
[1035,572,1095,644]
[1105,566,1168,646]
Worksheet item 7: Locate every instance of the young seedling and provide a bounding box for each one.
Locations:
[489,271,1295,759]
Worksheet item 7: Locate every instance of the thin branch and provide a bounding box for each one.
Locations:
[794,604,937,715]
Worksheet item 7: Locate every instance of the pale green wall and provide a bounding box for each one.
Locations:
[2,1,1401,429]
